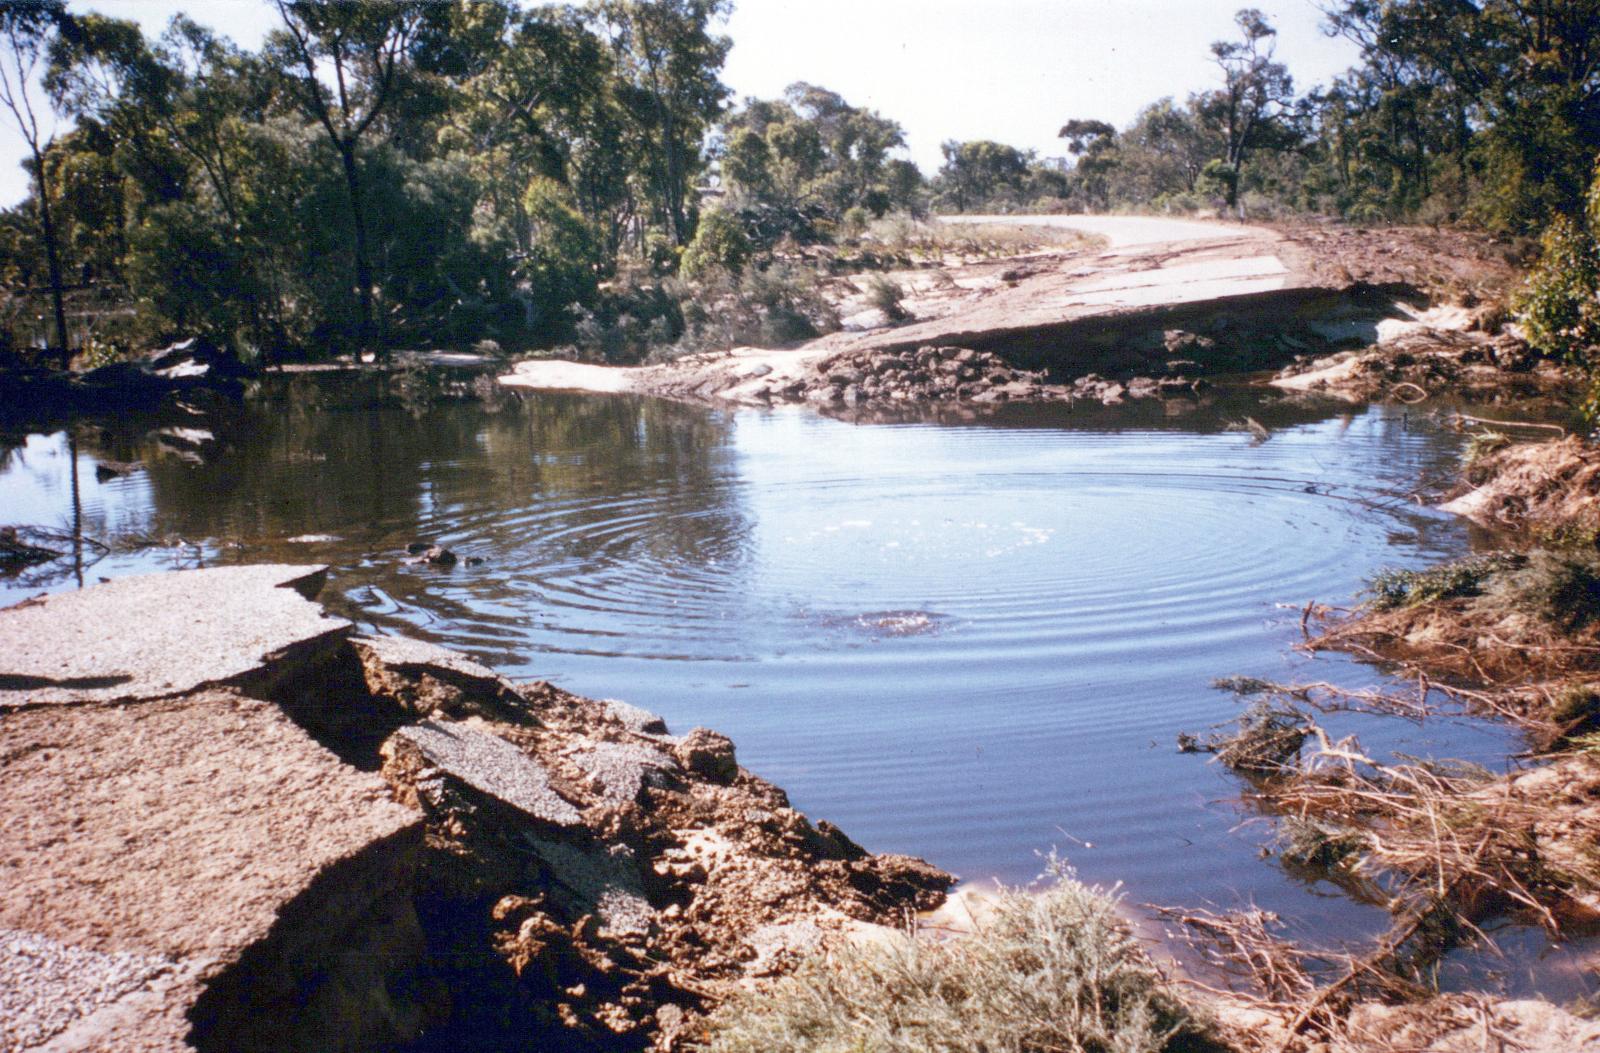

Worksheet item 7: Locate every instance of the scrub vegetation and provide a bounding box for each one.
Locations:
[702,867,1215,1053]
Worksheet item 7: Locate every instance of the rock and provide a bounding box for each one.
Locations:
[92,460,141,482]
[674,727,738,783]
[815,819,868,862]
[601,699,671,736]
[387,721,582,828]
[0,564,346,708]
[568,741,683,805]
[404,544,457,566]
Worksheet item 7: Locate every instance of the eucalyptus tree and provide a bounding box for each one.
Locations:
[1203,8,1295,211]
[0,0,70,353]
[1057,118,1118,210]
[936,139,1031,212]
[269,0,429,351]
[1321,0,1600,229]
[593,0,731,246]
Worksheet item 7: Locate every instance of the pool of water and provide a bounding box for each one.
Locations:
[4,378,1582,995]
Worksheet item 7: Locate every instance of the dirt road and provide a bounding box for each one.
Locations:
[499,215,1318,405]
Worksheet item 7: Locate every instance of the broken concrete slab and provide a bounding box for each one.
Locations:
[568,740,683,805]
[388,721,582,828]
[0,688,423,1052]
[521,838,654,939]
[0,929,173,1053]
[349,634,531,722]
[0,564,348,709]
[600,699,670,736]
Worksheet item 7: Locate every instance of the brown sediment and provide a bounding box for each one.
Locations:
[0,565,949,1052]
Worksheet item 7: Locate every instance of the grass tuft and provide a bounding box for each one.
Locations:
[699,870,1210,1053]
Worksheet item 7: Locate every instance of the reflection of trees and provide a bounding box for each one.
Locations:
[133,383,739,545]
[115,382,746,653]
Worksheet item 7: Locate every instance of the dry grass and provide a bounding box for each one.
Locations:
[699,869,1214,1053]
[1312,549,1600,700]
[1176,710,1600,1049]
[865,215,1102,261]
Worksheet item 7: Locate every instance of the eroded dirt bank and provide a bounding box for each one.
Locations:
[501,216,1536,413]
[0,565,948,1052]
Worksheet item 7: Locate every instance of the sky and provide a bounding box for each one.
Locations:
[0,0,1363,208]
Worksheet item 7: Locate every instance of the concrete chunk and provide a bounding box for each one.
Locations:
[0,689,422,1052]
[600,699,670,736]
[394,722,582,827]
[351,634,531,721]
[0,565,348,708]
[568,741,682,805]
[523,838,653,939]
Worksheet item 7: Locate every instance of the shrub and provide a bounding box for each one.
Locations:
[1478,550,1600,632]
[681,208,752,279]
[1367,555,1524,610]
[667,262,838,358]
[700,870,1206,1053]
[1514,213,1600,360]
[864,274,909,322]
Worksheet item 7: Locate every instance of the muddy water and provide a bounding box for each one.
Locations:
[1,380,1581,996]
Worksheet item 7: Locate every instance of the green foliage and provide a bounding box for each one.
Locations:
[679,207,750,278]
[672,261,837,355]
[1368,554,1524,610]
[1479,550,1600,632]
[1515,214,1600,360]
[702,870,1205,1053]
[1,0,741,358]
[521,176,604,334]
[935,138,1032,213]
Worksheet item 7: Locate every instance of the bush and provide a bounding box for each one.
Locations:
[865,274,909,322]
[1514,213,1600,359]
[1368,555,1524,610]
[668,261,838,358]
[680,208,752,279]
[1479,550,1600,632]
[701,870,1206,1053]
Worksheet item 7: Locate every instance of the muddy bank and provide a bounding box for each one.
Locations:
[0,565,948,1052]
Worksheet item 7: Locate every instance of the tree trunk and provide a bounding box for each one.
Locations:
[338,143,378,356]
[33,146,68,356]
